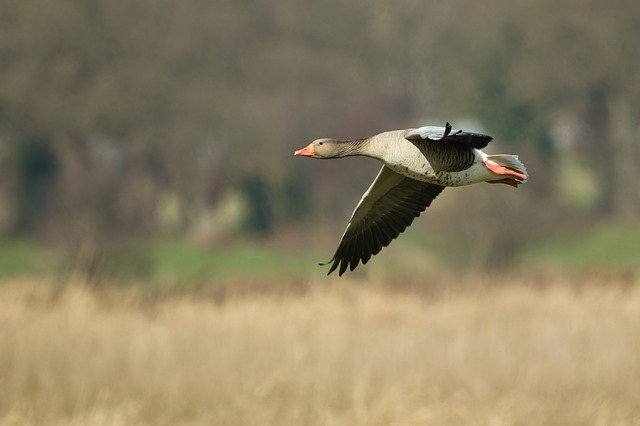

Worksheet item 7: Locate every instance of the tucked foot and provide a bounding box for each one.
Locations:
[486,178,522,188]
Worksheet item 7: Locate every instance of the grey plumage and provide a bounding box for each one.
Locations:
[294,123,527,276]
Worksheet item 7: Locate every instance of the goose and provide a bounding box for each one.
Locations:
[294,123,528,276]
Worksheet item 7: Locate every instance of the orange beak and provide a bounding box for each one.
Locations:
[294,143,315,157]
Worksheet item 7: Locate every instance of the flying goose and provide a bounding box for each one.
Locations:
[294,123,528,276]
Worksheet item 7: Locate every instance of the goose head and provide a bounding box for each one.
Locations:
[294,138,363,159]
[294,139,338,158]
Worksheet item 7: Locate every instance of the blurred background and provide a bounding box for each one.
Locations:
[1,1,640,424]
[0,0,639,284]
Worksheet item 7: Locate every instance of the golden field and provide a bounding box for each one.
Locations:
[1,276,639,426]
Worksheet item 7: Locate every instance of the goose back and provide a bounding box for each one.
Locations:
[411,138,476,173]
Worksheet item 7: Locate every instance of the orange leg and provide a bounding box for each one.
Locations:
[486,178,521,187]
[484,161,527,180]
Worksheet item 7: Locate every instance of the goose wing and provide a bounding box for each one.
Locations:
[405,122,493,149]
[324,166,445,276]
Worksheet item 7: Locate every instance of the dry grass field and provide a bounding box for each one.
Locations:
[1,275,639,425]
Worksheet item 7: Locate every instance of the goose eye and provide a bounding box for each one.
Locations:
[318,141,324,146]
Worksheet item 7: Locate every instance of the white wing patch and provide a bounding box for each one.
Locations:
[404,122,453,141]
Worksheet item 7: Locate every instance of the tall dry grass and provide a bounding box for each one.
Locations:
[1,276,639,425]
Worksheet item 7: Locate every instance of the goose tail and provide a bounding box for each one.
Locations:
[485,154,528,186]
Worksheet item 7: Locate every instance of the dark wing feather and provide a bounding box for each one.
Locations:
[405,122,493,149]
[324,166,445,276]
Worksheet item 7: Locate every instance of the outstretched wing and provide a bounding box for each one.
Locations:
[324,166,445,276]
[405,122,493,149]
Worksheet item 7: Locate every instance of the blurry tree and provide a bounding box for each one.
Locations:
[13,132,58,233]
[0,0,638,272]
[240,175,274,236]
